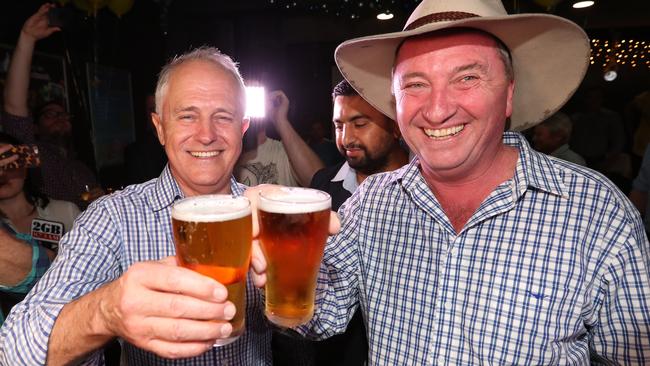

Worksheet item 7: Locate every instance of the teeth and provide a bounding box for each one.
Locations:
[424,125,464,138]
[190,151,220,158]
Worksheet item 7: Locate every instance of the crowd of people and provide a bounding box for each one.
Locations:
[1,0,649,365]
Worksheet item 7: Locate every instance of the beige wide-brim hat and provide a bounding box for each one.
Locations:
[335,0,590,131]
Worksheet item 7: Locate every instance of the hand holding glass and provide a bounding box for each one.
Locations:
[257,187,331,327]
[171,195,252,346]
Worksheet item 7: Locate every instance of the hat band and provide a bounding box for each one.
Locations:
[404,11,479,31]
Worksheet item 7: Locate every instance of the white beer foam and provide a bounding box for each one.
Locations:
[172,195,251,222]
[258,187,331,214]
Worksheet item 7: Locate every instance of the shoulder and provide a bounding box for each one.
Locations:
[81,179,160,221]
[538,152,638,223]
[311,162,345,187]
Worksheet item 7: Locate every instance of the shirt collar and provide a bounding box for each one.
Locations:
[389,132,566,198]
[148,164,245,212]
[332,162,358,194]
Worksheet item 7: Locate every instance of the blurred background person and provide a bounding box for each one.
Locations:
[297,79,408,366]
[236,90,324,187]
[0,132,79,326]
[123,92,167,185]
[312,79,409,210]
[532,111,586,166]
[306,119,343,168]
[2,4,101,209]
[570,86,631,190]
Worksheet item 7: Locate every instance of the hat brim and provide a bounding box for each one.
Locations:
[335,14,590,131]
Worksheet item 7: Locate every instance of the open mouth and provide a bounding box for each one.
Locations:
[423,124,465,139]
[190,150,221,158]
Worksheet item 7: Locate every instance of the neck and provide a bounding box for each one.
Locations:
[355,146,409,184]
[422,144,519,233]
[0,193,34,222]
[256,129,267,145]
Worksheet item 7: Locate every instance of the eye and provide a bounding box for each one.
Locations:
[459,75,479,83]
[404,82,426,90]
[354,120,368,128]
[179,114,195,121]
[334,123,343,130]
[215,115,234,123]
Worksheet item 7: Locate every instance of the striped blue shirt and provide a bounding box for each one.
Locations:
[304,132,650,365]
[0,166,271,365]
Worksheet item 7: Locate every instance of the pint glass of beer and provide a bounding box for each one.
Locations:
[171,195,252,346]
[258,187,331,327]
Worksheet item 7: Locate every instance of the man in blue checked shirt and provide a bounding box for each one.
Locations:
[250,0,650,364]
[0,47,272,364]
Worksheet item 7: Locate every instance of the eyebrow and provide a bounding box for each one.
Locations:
[453,62,485,74]
[334,113,368,124]
[399,63,486,80]
[172,106,235,115]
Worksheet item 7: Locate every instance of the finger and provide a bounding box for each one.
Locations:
[250,239,267,287]
[143,338,217,360]
[0,154,18,168]
[245,184,281,238]
[329,211,341,235]
[143,292,236,321]
[0,144,13,154]
[129,262,228,302]
[158,255,178,266]
[38,3,53,15]
[145,317,232,344]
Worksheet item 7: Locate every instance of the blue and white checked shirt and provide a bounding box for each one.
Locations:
[303,132,650,365]
[0,166,271,365]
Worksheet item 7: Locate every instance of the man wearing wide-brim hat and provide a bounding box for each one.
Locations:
[287,0,650,364]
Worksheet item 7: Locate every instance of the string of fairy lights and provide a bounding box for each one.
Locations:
[266,0,421,19]
[590,38,650,69]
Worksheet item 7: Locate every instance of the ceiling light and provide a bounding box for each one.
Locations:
[572,1,594,9]
[377,12,394,20]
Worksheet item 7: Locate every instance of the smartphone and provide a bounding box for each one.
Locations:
[47,7,70,28]
[0,145,41,170]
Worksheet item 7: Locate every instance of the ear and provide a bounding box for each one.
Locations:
[242,117,250,135]
[151,112,166,146]
[505,80,515,118]
[390,119,401,139]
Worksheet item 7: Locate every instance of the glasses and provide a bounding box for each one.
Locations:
[41,111,72,119]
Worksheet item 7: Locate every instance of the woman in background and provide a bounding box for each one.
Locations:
[0,132,79,325]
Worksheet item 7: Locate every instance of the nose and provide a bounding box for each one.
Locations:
[196,119,218,144]
[422,86,456,125]
[341,124,357,147]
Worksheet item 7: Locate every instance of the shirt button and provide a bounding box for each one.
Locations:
[444,302,451,310]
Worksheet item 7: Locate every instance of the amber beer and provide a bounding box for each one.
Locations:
[258,187,331,327]
[171,195,252,346]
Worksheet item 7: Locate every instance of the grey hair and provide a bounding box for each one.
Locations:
[154,46,246,118]
[540,111,573,143]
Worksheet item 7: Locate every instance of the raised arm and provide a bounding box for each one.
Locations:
[3,3,60,117]
[268,90,324,187]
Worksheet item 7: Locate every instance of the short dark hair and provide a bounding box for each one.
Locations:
[332,79,358,99]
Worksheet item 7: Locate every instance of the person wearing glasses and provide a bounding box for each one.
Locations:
[2,4,102,209]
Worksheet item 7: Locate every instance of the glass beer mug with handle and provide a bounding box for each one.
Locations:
[171,195,252,346]
[257,187,331,327]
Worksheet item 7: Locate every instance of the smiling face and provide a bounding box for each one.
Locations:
[392,30,515,182]
[333,95,400,175]
[152,60,249,196]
